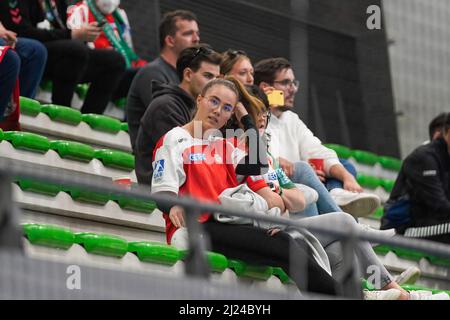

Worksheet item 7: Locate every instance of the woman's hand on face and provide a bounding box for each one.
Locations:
[169,205,186,228]
[234,102,248,122]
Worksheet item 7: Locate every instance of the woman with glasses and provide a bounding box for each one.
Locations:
[151,77,341,296]
[244,86,445,300]
[220,49,254,85]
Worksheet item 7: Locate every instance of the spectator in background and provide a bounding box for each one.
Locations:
[385,113,450,244]
[428,112,447,142]
[134,44,221,185]
[1,0,126,114]
[127,9,200,151]
[0,44,20,129]
[1,21,47,130]
[220,49,254,85]
[66,0,146,103]
[0,21,47,99]
[254,57,380,218]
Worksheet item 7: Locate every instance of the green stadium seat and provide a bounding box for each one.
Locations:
[0,128,3,141]
[114,97,127,109]
[371,207,384,220]
[3,131,50,153]
[128,242,181,266]
[15,179,62,196]
[116,196,156,213]
[120,122,128,132]
[401,284,450,296]
[381,178,395,193]
[324,143,352,159]
[19,97,41,116]
[75,232,128,258]
[356,174,381,190]
[94,149,134,170]
[272,267,292,284]
[228,259,273,281]
[65,185,111,205]
[49,140,95,162]
[351,150,379,166]
[82,114,122,133]
[378,156,402,172]
[23,223,75,249]
[75,83,89,100]
[178,250,229,273]
[41,104,82,125]
[374,244,450,267]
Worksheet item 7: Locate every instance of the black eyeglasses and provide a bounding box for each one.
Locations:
[273,79,300,89]
[191,46,213,61]
[227,49,247,59]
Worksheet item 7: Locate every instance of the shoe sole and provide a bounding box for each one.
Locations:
[340,197,380,218]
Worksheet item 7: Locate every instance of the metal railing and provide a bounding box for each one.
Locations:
[2,157,450,299]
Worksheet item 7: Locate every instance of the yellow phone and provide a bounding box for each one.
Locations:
[266,90,284,107]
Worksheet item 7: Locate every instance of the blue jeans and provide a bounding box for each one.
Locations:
[0,48,20,121]
[15,38,47,98]
[325,158,357,191]
[0,38,47,99]
[290,161,342,217]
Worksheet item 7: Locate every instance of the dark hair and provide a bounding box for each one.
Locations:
[254,57,292,85]
[444,113,450,135]
[429,112,448,140]
[245,85,269,111]
[159,10,198,48]
[176,44,222,81]
[220,49,250,75]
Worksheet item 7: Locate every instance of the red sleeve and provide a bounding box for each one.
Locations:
[245,175,268,192]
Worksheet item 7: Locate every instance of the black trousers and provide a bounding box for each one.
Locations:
[203,220,340,296]
[43,39,126,114]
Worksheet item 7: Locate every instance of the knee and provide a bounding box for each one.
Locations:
[295,161,314,174]
[101,50,126,74]
[65,40,90,65]
[331,212,358,229]
[30,40,48,64]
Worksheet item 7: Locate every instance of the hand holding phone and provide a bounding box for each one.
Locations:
[97,20,107,28]
[266,90,284,107]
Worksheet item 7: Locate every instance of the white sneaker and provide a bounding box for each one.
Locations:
[394,266,421,285]
[359,223,396,237]
[363,288,402,300]
[409,290,450,300]
[330,188,381,217]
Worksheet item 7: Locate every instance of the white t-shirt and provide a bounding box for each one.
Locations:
[267,110,341,175]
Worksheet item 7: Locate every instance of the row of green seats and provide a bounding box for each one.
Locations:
[362,279,450,296]
[1,130,134,170]
[373,244,450,267]
[324,143,402,172]
[20,97,129,133]
[15,178,156,213]
[23,223,292,282]
[356,174,395,193]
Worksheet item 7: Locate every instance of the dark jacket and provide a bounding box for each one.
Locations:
[126,57,179,151]
[134,83,195,185]
[388,138,450,236]
[1,0,71,42]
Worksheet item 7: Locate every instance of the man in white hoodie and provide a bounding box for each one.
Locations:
[254,57,380,217]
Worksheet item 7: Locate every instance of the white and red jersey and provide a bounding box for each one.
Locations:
[66,1,132,50]
[151,127,267,244]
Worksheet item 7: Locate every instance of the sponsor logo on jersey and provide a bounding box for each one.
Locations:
[267,171,278,181]
[153,159,165,180]
[189,153,206,162]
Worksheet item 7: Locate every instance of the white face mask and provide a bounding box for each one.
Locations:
[95,0,120,15]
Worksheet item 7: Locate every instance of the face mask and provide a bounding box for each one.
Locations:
[96,0,120,15]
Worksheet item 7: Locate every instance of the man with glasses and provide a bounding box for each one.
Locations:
[134,44,222,185]
[126,9,200,151]
[254,57,380,217]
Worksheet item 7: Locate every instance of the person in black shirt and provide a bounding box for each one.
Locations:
[126,9,200,151]
[134,45,221,185]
